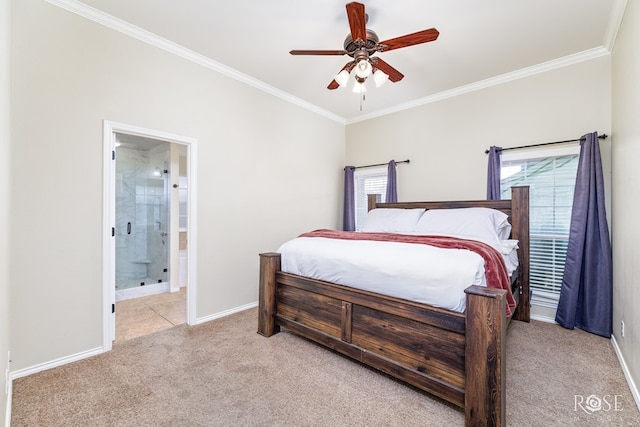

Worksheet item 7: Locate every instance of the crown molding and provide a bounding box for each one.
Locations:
[346,47,611,125]
[604,0,628,51]
[45,0,346,125]
[46,0,620,127]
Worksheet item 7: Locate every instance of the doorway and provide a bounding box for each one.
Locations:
[103,121,198,351]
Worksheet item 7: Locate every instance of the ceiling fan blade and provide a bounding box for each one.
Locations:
[290,49,348,56]
[346,2,367,42]
[378,28,439,52]
[327,62,355,90]
[372,57,404,82]
[327,80,341,90]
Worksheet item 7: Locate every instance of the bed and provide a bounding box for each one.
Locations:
[258,186,530,427]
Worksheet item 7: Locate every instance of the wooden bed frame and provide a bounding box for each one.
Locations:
[258,186,530,427]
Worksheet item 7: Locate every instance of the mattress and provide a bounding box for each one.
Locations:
[278,235,502,313]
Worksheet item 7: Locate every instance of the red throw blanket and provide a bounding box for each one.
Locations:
[299,229,516,316]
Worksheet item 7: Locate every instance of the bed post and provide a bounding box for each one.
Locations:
[258,252,281,337]
[465,285,507,427]
[510,186,530,322]
[367,193,381,211]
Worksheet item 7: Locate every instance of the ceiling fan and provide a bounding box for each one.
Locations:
[289,2,439,91]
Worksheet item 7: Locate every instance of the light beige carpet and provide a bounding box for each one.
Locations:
[11,308,640,426]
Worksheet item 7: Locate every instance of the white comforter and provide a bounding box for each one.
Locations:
[278,236,492,313]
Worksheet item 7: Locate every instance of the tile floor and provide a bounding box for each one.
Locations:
[115,287,187,342]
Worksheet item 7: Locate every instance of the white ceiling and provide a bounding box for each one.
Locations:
[68,0,622,123]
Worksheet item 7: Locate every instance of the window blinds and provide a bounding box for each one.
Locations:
[501,153,579,297]
[354,170,387,231]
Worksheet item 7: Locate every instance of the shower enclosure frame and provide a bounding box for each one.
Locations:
[102,120,198,351]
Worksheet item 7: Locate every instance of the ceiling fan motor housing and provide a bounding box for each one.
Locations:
[343,29,379,55]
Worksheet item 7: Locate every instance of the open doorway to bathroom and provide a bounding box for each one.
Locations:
[103,121,198,351]
[114,134,184,341]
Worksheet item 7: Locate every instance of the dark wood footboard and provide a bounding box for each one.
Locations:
[258,186,529,427]
[258,254,510,424]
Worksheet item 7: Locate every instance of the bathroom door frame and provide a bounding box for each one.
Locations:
[102,120,198,351]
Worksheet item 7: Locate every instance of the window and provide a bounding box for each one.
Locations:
[354,166,387,231]
[499,146,579,307]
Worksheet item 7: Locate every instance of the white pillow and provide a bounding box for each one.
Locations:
[501,240,520,274]
[412,207,511,250]
[361,208,426,233]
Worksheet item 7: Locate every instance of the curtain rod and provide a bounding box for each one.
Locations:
[350,159,410,170]
[484,134,608,154]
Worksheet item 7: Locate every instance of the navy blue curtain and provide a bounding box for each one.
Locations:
[386,160,398,203]
[555,132,612,337]
[487,146,502,200]
[343,166,356,231]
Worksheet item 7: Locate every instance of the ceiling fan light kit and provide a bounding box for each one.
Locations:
[355,59,372,78]
[373,69,389,88]
[335,69,351,87]
[289,1,439,109]
[352,79,366,94]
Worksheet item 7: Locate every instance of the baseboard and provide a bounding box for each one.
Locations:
[529,313,558,324]
[611,335,640,413]
[194,301,258,325]
[10,347,103,381]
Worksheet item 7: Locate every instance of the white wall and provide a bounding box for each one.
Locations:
[346,57,611,203]
[0,0,11,423]
[9,0,344,372]
[611,0,640,405]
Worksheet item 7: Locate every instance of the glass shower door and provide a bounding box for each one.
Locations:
[115,139,170,293]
